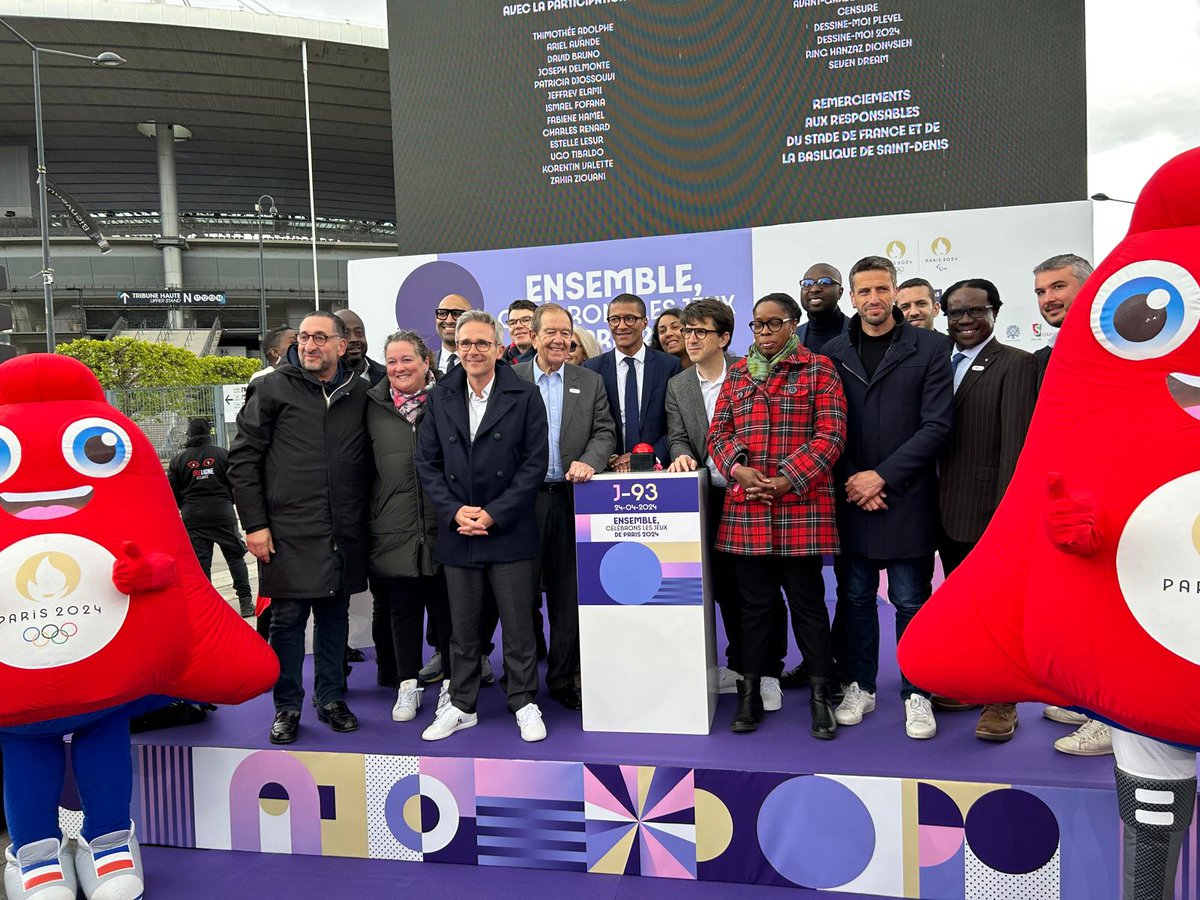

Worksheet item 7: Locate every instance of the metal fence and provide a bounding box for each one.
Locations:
[104,385,240,464]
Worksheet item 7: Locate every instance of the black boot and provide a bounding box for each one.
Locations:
[730,674,764,733]
[809,677,837,740]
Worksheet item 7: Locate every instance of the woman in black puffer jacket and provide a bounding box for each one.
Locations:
[366,330,452,724]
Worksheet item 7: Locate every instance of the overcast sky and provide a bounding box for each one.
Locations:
[201,0,1200,258]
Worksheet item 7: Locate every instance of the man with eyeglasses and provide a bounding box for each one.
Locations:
[666,299,777,699]
[821,256,953,741]
[796,264,850,356]
[416,310,551,742]
[936,278,1037,744]
[585,293,682,471]
[513,303,615,710]
[230,310,373,745]
[503,299,538,365]
[432,294,474,375]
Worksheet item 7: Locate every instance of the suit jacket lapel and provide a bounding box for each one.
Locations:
[871,338,916,384]
[639,352,657,422]
[561,364,582,434]
[677,368,707,453]
[955,343,998,405]
[439,380,471,444]
[475,387,516,441]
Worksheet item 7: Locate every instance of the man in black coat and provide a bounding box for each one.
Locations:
[168,417,253,616]
[229,310,373,745]
[336,308,387,386]
[416,310,551,743]
[1033,253,1093,389]
[822,256,953,741]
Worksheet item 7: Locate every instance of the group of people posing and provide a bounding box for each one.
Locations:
[212,250,1102,754]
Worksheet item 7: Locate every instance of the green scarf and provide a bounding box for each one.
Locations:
[746,333,799,381]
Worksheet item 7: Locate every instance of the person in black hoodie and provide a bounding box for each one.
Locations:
[168,417,254,616]
[229,310,373,746]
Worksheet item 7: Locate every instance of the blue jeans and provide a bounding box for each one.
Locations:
[270,594,351,712]
[842,554,934,699]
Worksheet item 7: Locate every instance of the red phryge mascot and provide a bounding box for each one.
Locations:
[900,147,1200,900]
[0,354,278,900]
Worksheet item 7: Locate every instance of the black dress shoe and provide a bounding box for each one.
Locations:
[346,647,366,663]
[809,677,837,741]
[269,710,300,744]
[316,700,359,733]
[780,662,809,689]
[550,686,583,710]
[730,675,764,733]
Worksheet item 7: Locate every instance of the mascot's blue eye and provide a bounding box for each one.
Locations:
[1091,260,1200,360]
[61,417,132,478]
[0,426,21,483]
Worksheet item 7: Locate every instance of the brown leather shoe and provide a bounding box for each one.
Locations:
[931,695,981,712]
[975,703,1019,742]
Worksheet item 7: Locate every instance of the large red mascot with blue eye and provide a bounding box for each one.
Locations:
[900,147,1200,900]
[0,354,278,900]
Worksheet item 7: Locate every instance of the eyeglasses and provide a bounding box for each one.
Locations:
[946,306,993,321]
[508,315,534,327]
[297,332,334,346]
[456,339,496,353]
[748,317,796,334]
[681,326,721,339]
[435,308,468,321]
[607,314,646,328]
[801,277,840,288]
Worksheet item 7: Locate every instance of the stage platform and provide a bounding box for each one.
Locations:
[119,605,1199,899]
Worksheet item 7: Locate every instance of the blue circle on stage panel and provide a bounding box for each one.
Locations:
[598,542,663,605]
[757,775,875,888]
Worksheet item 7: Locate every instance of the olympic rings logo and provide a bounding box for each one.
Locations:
[21,622,79,647]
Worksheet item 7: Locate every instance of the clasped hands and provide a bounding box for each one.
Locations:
[732,464,792,502]
[845,470,887,511]
[455,506,496,536]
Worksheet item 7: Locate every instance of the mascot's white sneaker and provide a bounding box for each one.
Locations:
[4,836,78,900]
[74,824,144,900]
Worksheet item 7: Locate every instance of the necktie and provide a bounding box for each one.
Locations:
[951,352,967,392]
[623,356,641,453]
[448,352,459,370]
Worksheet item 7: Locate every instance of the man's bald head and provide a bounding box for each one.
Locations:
[435,294,474,350]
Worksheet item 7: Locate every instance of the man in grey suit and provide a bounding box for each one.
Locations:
[665,299,787,705]
[514,303,616,710]
[937,278,1037,743]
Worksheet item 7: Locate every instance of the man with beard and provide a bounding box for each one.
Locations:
[336,308,387,386]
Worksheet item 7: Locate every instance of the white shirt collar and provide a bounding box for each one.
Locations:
[1047,329,1059,348]
[618,344,647,366]
[696,357,727,388]
[954,334,994,362]
[468,373,496,402]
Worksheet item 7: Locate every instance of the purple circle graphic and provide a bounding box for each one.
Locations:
[598,542,662,605]
[384,773,422,849]
[964,788,1059,874]
[394,261,484,335]
[757,776,874,888]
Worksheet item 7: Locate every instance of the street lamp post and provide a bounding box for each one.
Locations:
[255,195,278,348]
[0,18,125,353]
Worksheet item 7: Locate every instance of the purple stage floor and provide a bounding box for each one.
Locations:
[135,603,1115,791]
[144,845,893,899]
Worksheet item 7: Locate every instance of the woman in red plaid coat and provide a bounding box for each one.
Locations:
[708,292,847,738]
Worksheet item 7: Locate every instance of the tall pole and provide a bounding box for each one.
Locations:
[302,41,319,309]
[257,212,266,345]
[32,48,55,353]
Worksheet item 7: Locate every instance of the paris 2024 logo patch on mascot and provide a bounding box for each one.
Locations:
[0,353,278,900]
[899,146,1200,900]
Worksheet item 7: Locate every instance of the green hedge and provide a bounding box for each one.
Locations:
[56,338,261,389]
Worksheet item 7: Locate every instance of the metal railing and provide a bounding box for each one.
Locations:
[105,384,238,464]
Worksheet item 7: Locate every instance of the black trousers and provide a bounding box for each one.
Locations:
[184,516,252,603]
[445,561,538,714]
[734,555,831,680]
[827,554,851,682]
[375,573,453,686]
[269,594,350,712]
[533,486,578,690]
[708,486,786,675]
[937,526,976,577]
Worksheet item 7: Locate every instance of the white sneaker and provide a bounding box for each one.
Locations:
[421,702,478,741]
[717,666,742,694]
[1054,719,1114,756]
[74,824,143,900]
[4,837,77,900]
[760,676,783,711]
[834,682,876,725]
[392,678,422,722]
[1043,704,1087,725]
[437,681,452,711]
[516,702,547,742]
[905,694,937,739]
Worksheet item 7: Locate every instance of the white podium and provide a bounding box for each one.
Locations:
[575,471,717,734]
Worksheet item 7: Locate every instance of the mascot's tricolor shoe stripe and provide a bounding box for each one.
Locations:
[92,845,136,878]
[20,858,65,890]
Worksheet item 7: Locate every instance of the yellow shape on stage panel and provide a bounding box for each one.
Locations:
[403,793,423,832]
[636,765,654,816]
[694,789,733,862]
[591,823,637,875]
[648,542,701,563]
[259,798,288,817]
